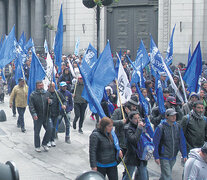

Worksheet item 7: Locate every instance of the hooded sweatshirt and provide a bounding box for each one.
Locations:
[183,148,207,180]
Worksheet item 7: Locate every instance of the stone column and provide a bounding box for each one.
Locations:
[34,0,45,52]
[7,0,16,32]
[18,0,29,40]
[0,1,6,36]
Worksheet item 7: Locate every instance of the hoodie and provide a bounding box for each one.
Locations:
[183,148,207,180]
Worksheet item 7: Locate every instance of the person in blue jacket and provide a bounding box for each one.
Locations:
[153,108,187,180]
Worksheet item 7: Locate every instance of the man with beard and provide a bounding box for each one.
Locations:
[182,92,199,115]
[181,101,207,154]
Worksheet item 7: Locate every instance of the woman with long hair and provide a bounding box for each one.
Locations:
[89,117,122,180]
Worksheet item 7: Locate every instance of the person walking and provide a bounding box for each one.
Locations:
[153,108,187,180]
[29,81,52,152]
[73,76,87,134]
[89,117,122,180]
[9,78,28,132]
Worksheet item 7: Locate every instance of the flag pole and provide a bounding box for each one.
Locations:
[177,68,188,103]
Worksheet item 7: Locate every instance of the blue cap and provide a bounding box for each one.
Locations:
[59,82,67,87]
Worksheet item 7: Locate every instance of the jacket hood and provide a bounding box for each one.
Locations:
[188,148,205,163]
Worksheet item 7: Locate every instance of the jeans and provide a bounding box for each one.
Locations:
[12,99,16,115]
[97,166,118,180]
[58,113,70,137]
[160,159,176,180]
[73,103,87,129]
[33,118,52,148]
[123,162,148,180]
[17,107,26,128]
[50,115,58,141]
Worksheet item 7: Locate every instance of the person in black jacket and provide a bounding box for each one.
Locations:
[47,82,66,147]
[29,81,52,153]
[122,111,146,180]
[89,117,123,180]
[58,67,73,92]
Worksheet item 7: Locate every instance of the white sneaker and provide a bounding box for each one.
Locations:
[35,147,41,152]
[51,141,56,147]
[42,145,49,152]
[47,142,51,148]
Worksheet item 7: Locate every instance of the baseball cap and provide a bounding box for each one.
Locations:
[59,82,67,87]
[18,78,24,82]
[160,72,167,77]
[201,142,207,154]
[166,108,177,116]
[166,96,176,105]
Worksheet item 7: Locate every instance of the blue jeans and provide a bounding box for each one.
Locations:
[58,113,70,137]
[33,118,52,148]
[123,162,148,180]
[17,107,26,128]
[160,159,176,180]
[97,166,118,180]
[50,115,58,141]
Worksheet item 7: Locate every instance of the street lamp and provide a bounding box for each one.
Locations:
[82,0,114,58]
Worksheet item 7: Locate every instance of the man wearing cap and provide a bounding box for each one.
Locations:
[9,78,28,132]
[181,101,207,153]
[183,142,207,180]
[153,108,187,180]
[73,76,88,134]
[160,72,168,89]
[58,81,73,143]
[182,92,199,115]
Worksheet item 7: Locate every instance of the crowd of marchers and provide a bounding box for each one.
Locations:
[0,50,206,180]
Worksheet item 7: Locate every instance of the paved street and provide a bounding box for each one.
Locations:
[0,94,184,180]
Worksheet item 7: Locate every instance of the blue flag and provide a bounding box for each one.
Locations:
[81,43,97,81]
[27,51,46,104]
[54,4,63,73]
[74,38,80,56]
[0,35,4,51]
[0,25,17,68]
[24,38,34,54]
[79,64,106,118]
[183,42,202,93]
[81,41,116,113]
[0,68,6,81]
[135,83,154,138]
[18,32,26,49]
[154,72,166,115]
[165,25,176,66]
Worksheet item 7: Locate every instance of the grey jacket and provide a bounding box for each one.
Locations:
[183,148,207,180]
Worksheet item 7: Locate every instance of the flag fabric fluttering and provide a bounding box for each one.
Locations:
[18,32,26,49]
[0,25,17,68]
[0,68,6,81]
[165,25,176,66]
[81,41,116,114]
[74,38,80,56]
[24,38,34,54]
[44,39,49,54]
[54,4,63,73]
[42,53,57,89]
[27,51,46,104]
[187,44,191,65]
[116,53,132,106]
[183,42,202,93]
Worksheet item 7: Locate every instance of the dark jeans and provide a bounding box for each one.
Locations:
[97,166,118,180]
[0,93,4,102]
[33,118,52,148]
[12,99,16,115]
[73,103,87,129]
[58,112,70,137]
[50,115,58,141]
[17,107,26,128]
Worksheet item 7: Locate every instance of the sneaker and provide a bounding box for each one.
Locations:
[47,142,51,148]
[35,147,41,153]
[42,145,49,152]
[65,137,71,144]
[51,141,56,147]
[78,129,83,134]
[13,114,16,117]
[21,128,26,133]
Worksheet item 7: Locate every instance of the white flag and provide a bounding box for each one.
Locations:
[117,57,132,106]
[43,53,56,89]
[44,39,49,54]
[67,59,76,78]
